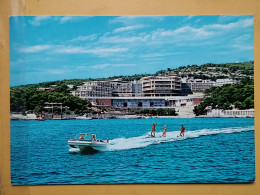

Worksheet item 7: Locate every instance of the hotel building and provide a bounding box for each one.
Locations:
[110,80,133,97]
[141,76,182,97]
[72,81,112,98]
[71,76,241,109]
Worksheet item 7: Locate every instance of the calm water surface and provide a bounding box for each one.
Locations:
[11,118,255,185]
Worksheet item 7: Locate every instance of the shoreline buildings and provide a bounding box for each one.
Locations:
[207,109,254,117]
[71,76,239,109]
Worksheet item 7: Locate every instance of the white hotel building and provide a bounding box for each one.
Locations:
[141,76,182,97]
[72,76,203,108]
[72,81,112,98]
[183,78,239,92]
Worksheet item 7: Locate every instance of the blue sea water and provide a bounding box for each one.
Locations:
[11,118,255,185]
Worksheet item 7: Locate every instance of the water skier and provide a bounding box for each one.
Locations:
[178,125,185,137]
[162,125,167,137]
[150,122,157,137]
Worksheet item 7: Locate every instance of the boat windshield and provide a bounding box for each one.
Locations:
[74,133,95,140]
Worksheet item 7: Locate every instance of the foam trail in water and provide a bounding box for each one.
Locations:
[106,126,254,151]
[69,148,80,153]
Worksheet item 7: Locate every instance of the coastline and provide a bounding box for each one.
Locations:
[10,113,254,120]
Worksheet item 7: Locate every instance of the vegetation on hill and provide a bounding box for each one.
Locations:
[156,61,254,81]
[193,77,254,116]
[10,87,92,114]
[19,74,151,89]
[15,61,253,89]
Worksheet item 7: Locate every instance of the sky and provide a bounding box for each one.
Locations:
[9,15,254,86]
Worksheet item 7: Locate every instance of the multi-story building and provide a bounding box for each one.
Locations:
[73,81,112,98]
[215,79,239,86]
[110,80,133,97]
[71,76,205,109]
[141,76,182,97]
[74,79,142,98]
[189,79,215,92]
[186,78,240,92]
[132,80,143,97]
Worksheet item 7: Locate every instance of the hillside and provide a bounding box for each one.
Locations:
[13,61,254,89]
[156,61,254,81]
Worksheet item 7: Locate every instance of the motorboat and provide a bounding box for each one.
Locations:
[38,116,45,121]
[67,133,109,152]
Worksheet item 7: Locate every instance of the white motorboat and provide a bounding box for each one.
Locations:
[68,133,109,152]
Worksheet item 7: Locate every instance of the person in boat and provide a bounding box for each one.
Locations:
[79,134,84,140]
[91,134,97,141]
[179,125,185,137]
[150,122,157,137]
[162,125,167,137]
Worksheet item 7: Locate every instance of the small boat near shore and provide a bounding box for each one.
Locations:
[38,117,45,121]
[68,133,109,152]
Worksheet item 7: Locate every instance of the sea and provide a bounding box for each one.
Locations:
[11,118,255,185]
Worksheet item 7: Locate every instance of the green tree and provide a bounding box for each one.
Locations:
[10,87,92,114]
[55,83,70,94]
[193,79,254,115]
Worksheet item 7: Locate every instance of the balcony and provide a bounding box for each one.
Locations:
[142,83,152,87]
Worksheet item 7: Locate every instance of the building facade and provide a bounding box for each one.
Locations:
[141,76,182,97]
[180,83,192,95]
[110,80,133,97]
[165,94,203,107]
[207,109,254,117]
[73,81,112,98]
[73,80,143,98]
[185,78,240,92]
[86,94,203,109]
[112,97,166,108]
[190,81,215,92]
[132,80,143,96]
[215,79,239,86]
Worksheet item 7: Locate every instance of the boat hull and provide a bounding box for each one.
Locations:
[68,140,108,151]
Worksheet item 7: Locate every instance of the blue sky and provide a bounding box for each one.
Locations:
[9,15,254,86]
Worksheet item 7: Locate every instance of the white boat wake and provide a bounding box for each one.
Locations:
[107,126,254,151]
